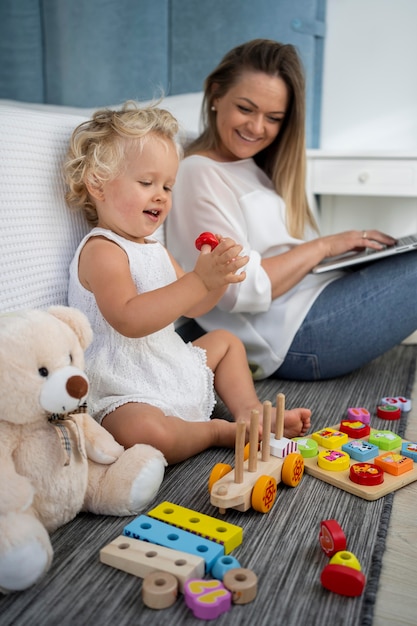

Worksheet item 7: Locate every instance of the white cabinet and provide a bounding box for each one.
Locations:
[306,151,417,235]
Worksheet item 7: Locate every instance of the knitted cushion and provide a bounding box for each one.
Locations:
[0,105,92,311]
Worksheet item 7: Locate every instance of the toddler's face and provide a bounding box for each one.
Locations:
[96,135,178,243]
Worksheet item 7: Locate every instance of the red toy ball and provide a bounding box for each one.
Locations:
[195,232,219,251]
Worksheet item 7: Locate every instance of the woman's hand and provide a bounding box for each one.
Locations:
[193,236,248,291]
[318,229,396,260]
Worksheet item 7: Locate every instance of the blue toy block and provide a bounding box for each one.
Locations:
[123,515,224,573]
[147,501,243,554]
[401,441,417,462]
[342,440,379,462]
[211,555,241,581]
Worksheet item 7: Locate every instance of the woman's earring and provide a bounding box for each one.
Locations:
[211,105,216,112]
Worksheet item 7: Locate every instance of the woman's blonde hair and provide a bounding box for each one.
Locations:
[187,39,317,237]
[64,101,180,225]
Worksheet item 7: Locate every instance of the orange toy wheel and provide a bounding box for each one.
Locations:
[208,463,232,493]
[281,453,304,487]
[251,475,277,513]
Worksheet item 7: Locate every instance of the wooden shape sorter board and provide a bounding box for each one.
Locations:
[298,425,417,500]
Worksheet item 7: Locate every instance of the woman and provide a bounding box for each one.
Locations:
[167,39,417,381]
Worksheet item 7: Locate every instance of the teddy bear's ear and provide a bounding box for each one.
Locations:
[48,306,93,350]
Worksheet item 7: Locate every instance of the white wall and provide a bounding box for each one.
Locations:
[316,0,417,237]
[321,0,417,151]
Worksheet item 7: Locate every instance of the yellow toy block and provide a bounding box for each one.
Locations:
[147,501,243,554]
[317,449,350,472]
[312,428,348,449]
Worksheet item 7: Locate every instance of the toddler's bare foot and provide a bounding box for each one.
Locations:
[283,408,311,438]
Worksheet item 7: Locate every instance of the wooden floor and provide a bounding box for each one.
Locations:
[373,339,417,625]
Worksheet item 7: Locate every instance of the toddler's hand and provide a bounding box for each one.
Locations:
[194,236,248,290]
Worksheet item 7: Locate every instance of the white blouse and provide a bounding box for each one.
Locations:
[167,155,341,379]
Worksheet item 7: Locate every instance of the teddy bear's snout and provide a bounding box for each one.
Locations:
[39,366,89,415]
[66,375,89,400]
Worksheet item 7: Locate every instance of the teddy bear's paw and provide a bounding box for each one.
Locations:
[85,444,166,516]
[128,453,167,513]
[0,539,51,593]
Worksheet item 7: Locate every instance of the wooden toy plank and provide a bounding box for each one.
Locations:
[99,535,205,592]
[147,501,243,554]
[300,425,417,500]
[123,515,224,572]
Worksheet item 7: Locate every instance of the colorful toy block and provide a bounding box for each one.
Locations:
[321,564,366,596]
[311,428,348,449]
[223,568,258,604]
[142,571,178,609]
[347,407,370,424]
[340,420,370,439]
[401,441,417,462]
[99,535,205,592]
[184,579,231,619]
[269,434,298,458]
[147,501,242,554]
[329,550,362,571]
[319,520,347,557]
[123,515,223,573]
[369,430,402,450]
[374,452,414,476]
[349,463,384,486]
[342,440,379,462]
[211,555,241,581]
[317,449,350,472]
[381,396,411,412]
[293,436,319,458]
[376,404,401,420]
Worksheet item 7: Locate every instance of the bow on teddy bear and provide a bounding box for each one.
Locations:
[0,306,167,593]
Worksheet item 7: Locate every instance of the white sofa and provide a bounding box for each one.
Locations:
[0,94,203,312]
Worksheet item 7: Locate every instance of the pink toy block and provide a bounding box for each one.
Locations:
[347,407,370,425]
[184,579,232,619]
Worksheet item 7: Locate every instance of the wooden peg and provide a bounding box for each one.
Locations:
[234,421,246,484]
[262,401,272,461]
[275,393,285,440]
[248,410,259,472]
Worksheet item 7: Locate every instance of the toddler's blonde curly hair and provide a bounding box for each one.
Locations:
[64,101,181,225]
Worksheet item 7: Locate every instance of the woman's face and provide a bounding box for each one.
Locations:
[212,71,288,162]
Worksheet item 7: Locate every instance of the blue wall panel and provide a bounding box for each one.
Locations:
[0,0,326,145]
[41,0,170,107]
[170,0,326,146]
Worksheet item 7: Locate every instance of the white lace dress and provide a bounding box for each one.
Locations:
[68,228,215,424]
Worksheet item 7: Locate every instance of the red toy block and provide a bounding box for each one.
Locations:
[195,232,219,251]
[349,462,384,486]
[319,519,347,557]
[376,404,401,420]
[340,420,370,439]
[321,564,366,596]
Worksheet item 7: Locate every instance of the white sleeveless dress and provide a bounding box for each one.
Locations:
[68,228,215,424]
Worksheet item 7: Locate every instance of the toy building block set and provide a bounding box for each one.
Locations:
[294,396,417,500]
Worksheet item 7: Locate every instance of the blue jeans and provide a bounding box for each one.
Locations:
[275,251,417,380]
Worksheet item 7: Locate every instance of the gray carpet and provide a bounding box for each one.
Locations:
[1,344,416,626]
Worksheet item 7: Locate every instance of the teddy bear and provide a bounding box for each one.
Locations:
[0,306,167,593]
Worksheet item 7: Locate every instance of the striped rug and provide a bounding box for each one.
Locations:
[1,343,416,626]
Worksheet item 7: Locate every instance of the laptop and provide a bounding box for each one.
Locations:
[312,233,417,274]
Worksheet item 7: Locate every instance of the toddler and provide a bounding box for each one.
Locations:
[65,102,311,464]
